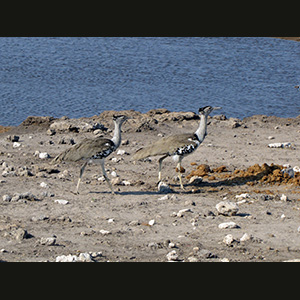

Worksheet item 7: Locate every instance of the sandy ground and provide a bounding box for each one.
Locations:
[1,109,300,262]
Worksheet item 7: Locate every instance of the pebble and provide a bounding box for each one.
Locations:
[218,221,239,229]
[99,229,111,235]
[13,142,21,148]
[240,233,252,242]
[2,194,11,202]
[235,193,250,199]
[55,252,93,262]
[268,142,292,148]
[54,199,69,205]
[166,250,179,261]
[148,219,155,226]
[117,149,127,155]
[177,208,193,217]
[158,181,173,193]
[40,237,56,246]
[280,194,289,202]
[39,152,50,159]
[223,234,235,246]
[40,182,48,188]
[216,201,239,216]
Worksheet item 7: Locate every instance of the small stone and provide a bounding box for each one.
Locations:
[188,176,203,185]
[40,182,48,188]
[240,233,252,242]
[39,152,50,159]
[6,135,19,142]
[218,221,239,229]
[40,237,56,246]
[122,180,131,186]
[117,149,126,155]
[56,254,78,262]
[78,252,93,262]
[148,219,155,226]
[54,199,69,205]
[177,208,193,217]
[216,201,239,216]
[158,181,172,193]
[166,250,179,261]
[2,194,11,202]
[158,195,169,201]
[13,142,21,148]
[99,229,111,235]
[223,234,235,246]
[111,177,122,186]
[280,194,289,202]
[235,193,250,199]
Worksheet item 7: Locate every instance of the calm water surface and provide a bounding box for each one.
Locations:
[0,37,299,126]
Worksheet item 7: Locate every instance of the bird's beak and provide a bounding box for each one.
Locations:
[213,106,222,111]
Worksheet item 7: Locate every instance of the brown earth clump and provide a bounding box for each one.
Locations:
[187,163,300,186]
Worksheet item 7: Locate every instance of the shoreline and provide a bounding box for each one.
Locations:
[1,107,300,133]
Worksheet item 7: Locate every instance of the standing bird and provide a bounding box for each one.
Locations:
[52,115,128,194]
[133,106,221,190]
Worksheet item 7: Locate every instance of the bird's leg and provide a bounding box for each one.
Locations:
[100,159,115,194]
[176,160,185,190]
[158,155,168,183]
[75,161,88,194]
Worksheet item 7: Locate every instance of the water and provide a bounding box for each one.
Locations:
[0,37,299,126]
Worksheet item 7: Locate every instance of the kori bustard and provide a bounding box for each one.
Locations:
[52,115,128,194]
[133,106,221,190]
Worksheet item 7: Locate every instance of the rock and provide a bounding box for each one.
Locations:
[2,194,11,202]
[158,181,173,193]
[293,166,300,173]
[148,219,155,226]
[188,176,203,185]
[78,252,93,262]
[40,237,56,246]
[121,180,131,186]
[216,201,239,216]
[39,152,50,159]
[99,229,111,235]
[6,135,19,142]
[166,250,180,261]
[240,233,252,242]
[218,221,239,229]
[14,228,29,241]
[56,254,78,262]
[40,182,48,188]
[111,171,118,177]
[54,199,69,205]
[223,234,236,246]
[117,149,127,155]
[235,193,250,200]
[177,208,193,217]
[280,194,289,202]
[268,142,292,148]
[111,177,122,186]
[13,142,21,148]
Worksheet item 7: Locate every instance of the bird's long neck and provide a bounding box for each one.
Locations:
[111,121,122,149]
[194,114,208,142]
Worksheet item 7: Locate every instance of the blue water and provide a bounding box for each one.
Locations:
[0,37,299,126]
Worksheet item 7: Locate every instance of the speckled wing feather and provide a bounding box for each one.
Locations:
[133,133,200,160]
[52,138,115,163]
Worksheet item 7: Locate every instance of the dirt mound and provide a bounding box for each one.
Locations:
[187,163,300,186]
